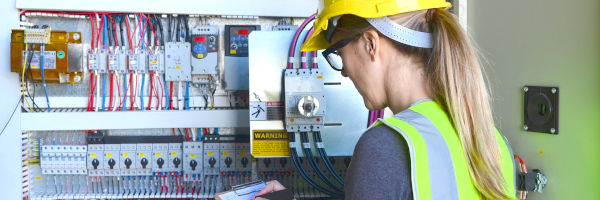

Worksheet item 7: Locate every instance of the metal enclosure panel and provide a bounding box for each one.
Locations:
[16,0,317,17]
[249,31,369,156]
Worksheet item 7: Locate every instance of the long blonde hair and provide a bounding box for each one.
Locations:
[336,9,509,199]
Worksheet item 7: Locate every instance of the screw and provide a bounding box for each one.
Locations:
[550,128,556,134]
[551,88,557,94]
[523,87,529,92]
[523,125,529,131]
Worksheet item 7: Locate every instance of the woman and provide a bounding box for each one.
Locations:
[258,0,516,199]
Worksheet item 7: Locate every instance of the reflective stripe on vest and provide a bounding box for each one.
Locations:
[371,100,516,200]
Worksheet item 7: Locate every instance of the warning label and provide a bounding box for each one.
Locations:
[251,129,290,157]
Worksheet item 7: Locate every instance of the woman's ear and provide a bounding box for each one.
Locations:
[362,29,380,61]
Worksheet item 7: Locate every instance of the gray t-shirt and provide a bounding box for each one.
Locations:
[344,125,413,200]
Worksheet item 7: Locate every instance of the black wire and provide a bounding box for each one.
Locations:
[119,15,125,48]
[176,16,181,42]
[315,131,345,185]
[289,132,342,198]
[167,15,172,42]
[0,98,21,136]
[300,132,344,193]
[183,15,190,43]
[154,14,164,46]
[24,46,40,110]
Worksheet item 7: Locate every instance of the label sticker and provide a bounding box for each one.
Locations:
[171,152,177,156]
[207,152,213,156]
[230,49,237,55]
[139,152,145,157]
[239,152,245,156]
[123,153,129,157]
[90,153,96,158]
[155,152,161,157]
[35,177,43,180]
[223,152,229,156]
[190,154,196,158]
[251,129,290,157]
[106,153,112,157]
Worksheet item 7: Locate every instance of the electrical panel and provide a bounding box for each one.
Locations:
[190,25,219,75]
[165,42,192,81]
[224,25,260,90]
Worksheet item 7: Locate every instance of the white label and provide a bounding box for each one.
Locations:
[316,142,324,149]
[288,142,296,148]
[302,143,311,149]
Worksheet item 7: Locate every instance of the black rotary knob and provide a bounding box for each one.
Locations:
[173,157,181,168]
[190,160,198,171]
[140,158,148,169]
[241,157,249,168]
[225,157,233,168]
[108,159,116,169]
[280,158,287,168]
[208,157,216,168]
[124,158,132,169]
[157,158,165,169]
[92,159,100,169]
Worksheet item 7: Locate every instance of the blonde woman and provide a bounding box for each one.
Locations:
[257,0,516,199]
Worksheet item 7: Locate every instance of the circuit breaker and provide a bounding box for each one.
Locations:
[191,25,219,75]
[165,42,192,81]
[149,49,165,73]
[284,69,326,132]
[219,136,236,171]
[203,135,220,174]
[183,141,203,181]
[224,25,260,90]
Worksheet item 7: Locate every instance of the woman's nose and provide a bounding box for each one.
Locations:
[341,69,348,77]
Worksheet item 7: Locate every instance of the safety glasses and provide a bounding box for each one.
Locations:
[321,36,358,71]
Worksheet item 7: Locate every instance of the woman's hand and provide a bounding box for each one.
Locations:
[254,180,286,200]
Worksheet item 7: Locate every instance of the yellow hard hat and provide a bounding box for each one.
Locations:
[301,0,451,51]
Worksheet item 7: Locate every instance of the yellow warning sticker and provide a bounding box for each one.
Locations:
[123,153,129,157]
[190,154,196,158]
[151,61,157,65]
[35,177,43,180]
[223,152,229,156]
[155,152,161,157]
[207,152,213,156]
[251,129,290,157]
[198,54,204,58]
[107,153,112,157]
[139,152,145,157]
[176,65,181,69]
[90,153,96,158]
[230,49,237,55]
[171,152,177,156]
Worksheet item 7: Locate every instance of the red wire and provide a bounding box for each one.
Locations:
[140,14,158,47]
[89,15,95,50]
[115,73,121,110]
[157,75,164,110]
[169,82,174,110]
[129,72,134,110]
[124,16,134,51]
[118,73,128,110]
[153,75,161,110]
[172,128,176,136]
[108,71,114,110]
[135,14,154,54]
[147,71,154,110]
[185,128,190,141]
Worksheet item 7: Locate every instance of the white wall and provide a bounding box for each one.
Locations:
[0,0,25,199]
[469,0,600,199]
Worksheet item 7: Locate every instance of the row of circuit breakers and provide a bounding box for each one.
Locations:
[40,135,252,181]
[10,24,266,90]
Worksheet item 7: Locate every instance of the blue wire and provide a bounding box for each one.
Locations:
[102,74,106,111]
[185,82,190,110]
[215,128,219,135]
[101,15,108,112]
[141,74,145,110]
[40,44,50,112]
[121,74,127,111]
[177,128,183,136]
[163,74,169,110]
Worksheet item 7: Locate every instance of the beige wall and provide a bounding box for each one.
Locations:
[469,0,600,199]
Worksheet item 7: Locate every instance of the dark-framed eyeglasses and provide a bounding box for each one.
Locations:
[321,36,358,71]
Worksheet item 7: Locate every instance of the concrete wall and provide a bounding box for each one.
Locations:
[469,0,600,199]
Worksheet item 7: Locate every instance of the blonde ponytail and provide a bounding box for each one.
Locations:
[427,8,510,199]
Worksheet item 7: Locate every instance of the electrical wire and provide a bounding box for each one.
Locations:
[140,73,145,111]
[21,44,34,112]
[314,131,344,185]
[300,132,344,193]
[288,132,341,198]
[0,98,21,136]
[184,82,190,110]
[40,43,50,112]
[287,13,317,69]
